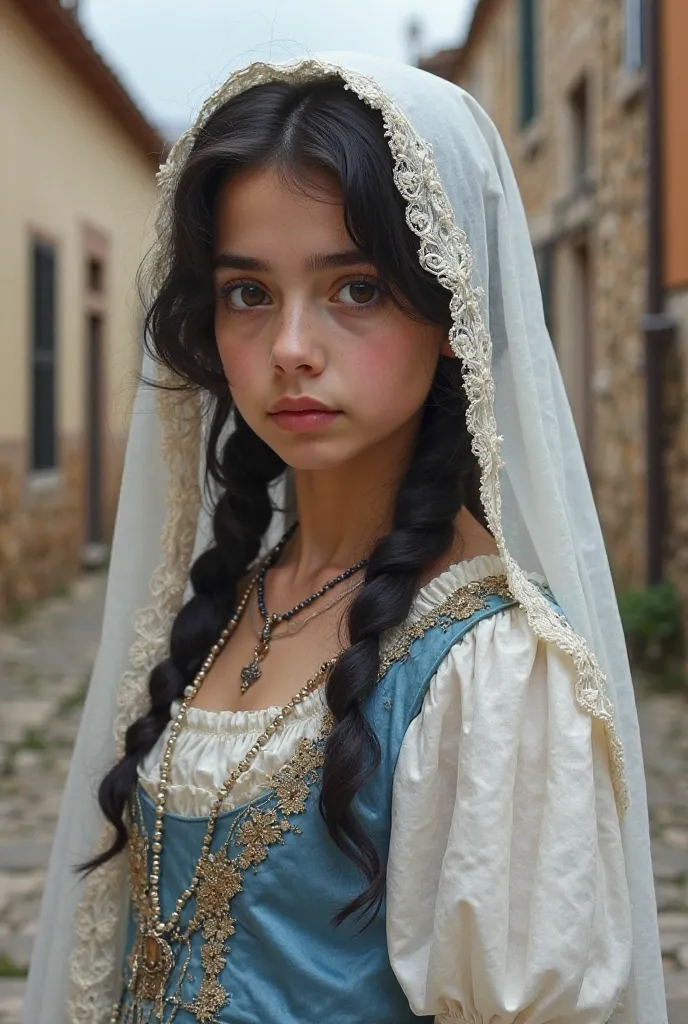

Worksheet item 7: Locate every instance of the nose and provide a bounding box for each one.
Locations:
[270,301,325,376]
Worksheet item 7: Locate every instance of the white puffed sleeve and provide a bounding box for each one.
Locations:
[386,605,632,1024]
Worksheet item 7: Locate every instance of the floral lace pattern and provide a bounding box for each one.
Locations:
[67,57,628,1022]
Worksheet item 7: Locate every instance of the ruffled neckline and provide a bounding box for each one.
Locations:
[179,554,506,730]
[409,554,505,622]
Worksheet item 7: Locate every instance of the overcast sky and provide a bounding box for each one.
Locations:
[79,0,475,136]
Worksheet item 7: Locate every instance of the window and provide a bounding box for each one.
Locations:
[624,0,645,71]
[569,77,590,185]
[519,0,538,127]
[30,240,58,472]
[87,257,103,292]
[534,242,555,339]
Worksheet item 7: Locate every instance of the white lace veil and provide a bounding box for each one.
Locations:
[23,53,665,1024]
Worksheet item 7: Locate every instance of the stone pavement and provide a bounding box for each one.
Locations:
[0,574,687,1023]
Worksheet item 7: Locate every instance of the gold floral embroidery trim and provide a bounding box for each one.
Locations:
[377,574,514,679]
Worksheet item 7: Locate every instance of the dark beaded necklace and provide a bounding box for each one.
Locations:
[239,522,369,694]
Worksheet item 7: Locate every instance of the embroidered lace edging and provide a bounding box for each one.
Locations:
[66,56,629,1023]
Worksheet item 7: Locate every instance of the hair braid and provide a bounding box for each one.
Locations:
[321,357,473,922]
[84,405,285,869]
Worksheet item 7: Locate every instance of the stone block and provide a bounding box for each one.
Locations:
[653,842,688,882]
[0,842,52,872]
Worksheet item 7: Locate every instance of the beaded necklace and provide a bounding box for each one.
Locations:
[120,526,367,1017]
[239,523,368,692]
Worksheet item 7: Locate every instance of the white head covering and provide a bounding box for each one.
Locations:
[23,52,665,1024]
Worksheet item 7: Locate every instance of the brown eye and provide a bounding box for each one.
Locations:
[223,283,269,308]
[337,281,381,306]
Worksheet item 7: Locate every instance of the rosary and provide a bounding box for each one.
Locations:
[239,522,369,693]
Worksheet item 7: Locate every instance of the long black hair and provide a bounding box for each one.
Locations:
[87,77,481,923]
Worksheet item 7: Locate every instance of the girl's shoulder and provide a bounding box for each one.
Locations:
[377,554,522,688]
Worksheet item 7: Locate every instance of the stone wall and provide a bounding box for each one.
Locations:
[0,436,125,618]
[454,0,650,593]
[591,4,648,591]
[665,288,688,612]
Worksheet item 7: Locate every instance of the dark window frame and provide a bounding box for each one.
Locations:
[519,0,539,128]
[534,241,555,341]
[569,76,591,186]
[29,238,58,473]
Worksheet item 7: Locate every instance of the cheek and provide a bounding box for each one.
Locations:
[349,321,438,413]
[215,329,259,393]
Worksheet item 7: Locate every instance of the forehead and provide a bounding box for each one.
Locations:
[213,165,350,257]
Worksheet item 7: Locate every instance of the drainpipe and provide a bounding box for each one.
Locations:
[641,0,676,585]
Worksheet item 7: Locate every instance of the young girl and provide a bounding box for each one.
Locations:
[25,53,665,1024]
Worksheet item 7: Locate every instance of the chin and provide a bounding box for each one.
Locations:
[268,436,365,473]
[278,448,355,472]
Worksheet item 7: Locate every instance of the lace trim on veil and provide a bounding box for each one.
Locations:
[66,58,628,1022]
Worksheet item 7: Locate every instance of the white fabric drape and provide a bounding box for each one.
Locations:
[388,570,632,1024]
[23,52,664,1024]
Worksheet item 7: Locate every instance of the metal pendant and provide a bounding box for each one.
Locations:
[132,930,174,1019]
[240,616,276,693]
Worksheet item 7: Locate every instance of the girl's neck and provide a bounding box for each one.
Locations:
[281,424,417,586]
[284,472,393,585]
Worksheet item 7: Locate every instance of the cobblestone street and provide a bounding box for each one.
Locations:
[0,576,687,1023]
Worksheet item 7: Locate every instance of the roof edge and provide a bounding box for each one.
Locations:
[11,0,167,170]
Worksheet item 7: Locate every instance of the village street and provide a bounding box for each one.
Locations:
[0,575,687,1022]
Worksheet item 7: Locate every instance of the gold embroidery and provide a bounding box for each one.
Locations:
[273,776,310,815]
[127,823,150,924]
[378,574,513,678]
[236,808,289,868]
[189,850,243,932]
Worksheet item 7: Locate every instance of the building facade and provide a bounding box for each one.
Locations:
[662,0,688,613]
[423,0,685,603]
[0,0,163,616]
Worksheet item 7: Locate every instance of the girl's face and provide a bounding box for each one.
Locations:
[212,165,451,471]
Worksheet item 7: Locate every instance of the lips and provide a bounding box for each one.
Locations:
[269,403,341,433]
[269,396,337,414]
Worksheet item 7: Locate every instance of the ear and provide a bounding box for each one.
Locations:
[440,336,455,358]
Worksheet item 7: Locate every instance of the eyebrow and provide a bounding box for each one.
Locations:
[212,249,375,273]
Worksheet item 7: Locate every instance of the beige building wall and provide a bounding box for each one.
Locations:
[0,1,156,440]
[0,0,158,613]
[454,0,648,592]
